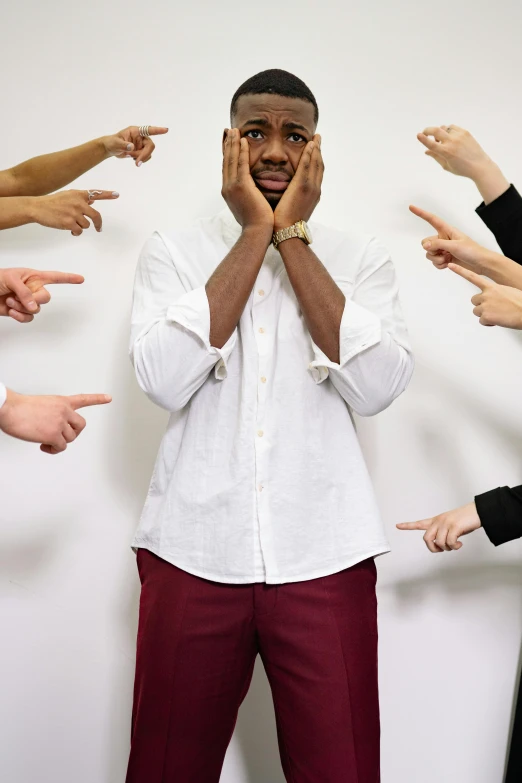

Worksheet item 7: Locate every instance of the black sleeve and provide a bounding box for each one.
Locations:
[475,184,522,264]
[475,485,522,546]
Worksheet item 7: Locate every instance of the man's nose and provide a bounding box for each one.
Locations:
[261,138,288,165]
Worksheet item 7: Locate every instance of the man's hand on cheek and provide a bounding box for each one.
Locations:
[221,128,274,239]
[274,134,323,231]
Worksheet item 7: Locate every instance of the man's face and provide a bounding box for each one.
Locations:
[230,93,317,208]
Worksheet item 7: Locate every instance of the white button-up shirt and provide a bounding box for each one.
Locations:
[130,209,413,584]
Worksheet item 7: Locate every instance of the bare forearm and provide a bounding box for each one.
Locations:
[0,138,109,197]
[206,226,271,348]
[278,238,345,362]
[481,249,522,289]
[0,197,36,229]
[471,162,510,206]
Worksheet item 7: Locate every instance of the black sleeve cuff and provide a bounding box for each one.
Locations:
[476,184,522,232]
[475,485,522,546]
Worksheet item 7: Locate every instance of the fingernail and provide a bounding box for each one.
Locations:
[125,155,132,158]
[423,241,432,249]
[112,191,119,197]
[126,143,133,151]
[28,301,37,311]
[137,161,143,167]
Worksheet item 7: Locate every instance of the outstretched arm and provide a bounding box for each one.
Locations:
[0,125,168,197]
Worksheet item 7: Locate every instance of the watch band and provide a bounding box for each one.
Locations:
[272,220,309,249]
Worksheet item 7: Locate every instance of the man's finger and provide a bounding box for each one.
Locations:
[67,393,112,410]
[448,263,487,289]
[396,519,432,531]
[237,138,251,182]
[83,190,120,202]
[409,205,448,233]
[294,141,314,183]
[228,129,240,180]
[39,271,84,286]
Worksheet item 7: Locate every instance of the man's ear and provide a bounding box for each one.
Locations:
[222,128,229,155]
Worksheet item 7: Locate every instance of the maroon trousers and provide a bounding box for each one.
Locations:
[126,550,380,783]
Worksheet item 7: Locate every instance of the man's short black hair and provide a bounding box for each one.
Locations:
[230,69,318,125]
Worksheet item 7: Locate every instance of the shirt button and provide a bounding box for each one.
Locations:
[258,289,265,296]
[260,376,267,383]
[258,327,265,334]
[258,484,264,492]
[257,430,264,438]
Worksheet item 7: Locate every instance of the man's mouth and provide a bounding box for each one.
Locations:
[254,171,291,193]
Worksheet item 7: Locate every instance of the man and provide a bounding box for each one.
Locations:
[128,69,413,782]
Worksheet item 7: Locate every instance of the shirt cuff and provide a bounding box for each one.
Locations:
[474,487,521,547]
[165,286,237,380]
[0,383,6,409]
[476,184,522,230]
[308,299,382,383]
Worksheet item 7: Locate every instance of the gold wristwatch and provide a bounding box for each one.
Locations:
[272,220,313,249]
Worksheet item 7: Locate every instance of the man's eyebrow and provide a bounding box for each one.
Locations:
[282,122,309,132]
[240,119,311,134]
[241,118,270,128]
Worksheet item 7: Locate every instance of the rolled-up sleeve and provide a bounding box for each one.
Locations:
[130,233,237,412]
[309,237,414,416]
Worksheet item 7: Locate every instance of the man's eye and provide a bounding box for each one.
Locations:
[289,133,306,143]
[245,130,263,139]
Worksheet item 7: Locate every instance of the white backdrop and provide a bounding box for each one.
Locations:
[2,1,522,781]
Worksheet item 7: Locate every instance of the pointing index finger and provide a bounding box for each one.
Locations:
[39,271,85,285]
[145,126,169,136]
[68,393,112,410]
[409,204,448,233]
[84,190,120,202]
[448,263,488,289]
[396,519,432,531]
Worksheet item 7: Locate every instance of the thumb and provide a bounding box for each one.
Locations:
[396,520,431,531]
[67,393,112,410]
[106,135,135,155]
[422,237,454,254]
[6,273,38,312]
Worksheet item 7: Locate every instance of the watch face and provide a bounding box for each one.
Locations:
[301,221,313,244]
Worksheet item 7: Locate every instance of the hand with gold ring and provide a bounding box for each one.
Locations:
[102,125,169,167]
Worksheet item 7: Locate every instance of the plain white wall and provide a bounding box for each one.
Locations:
[1,0,522,780]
